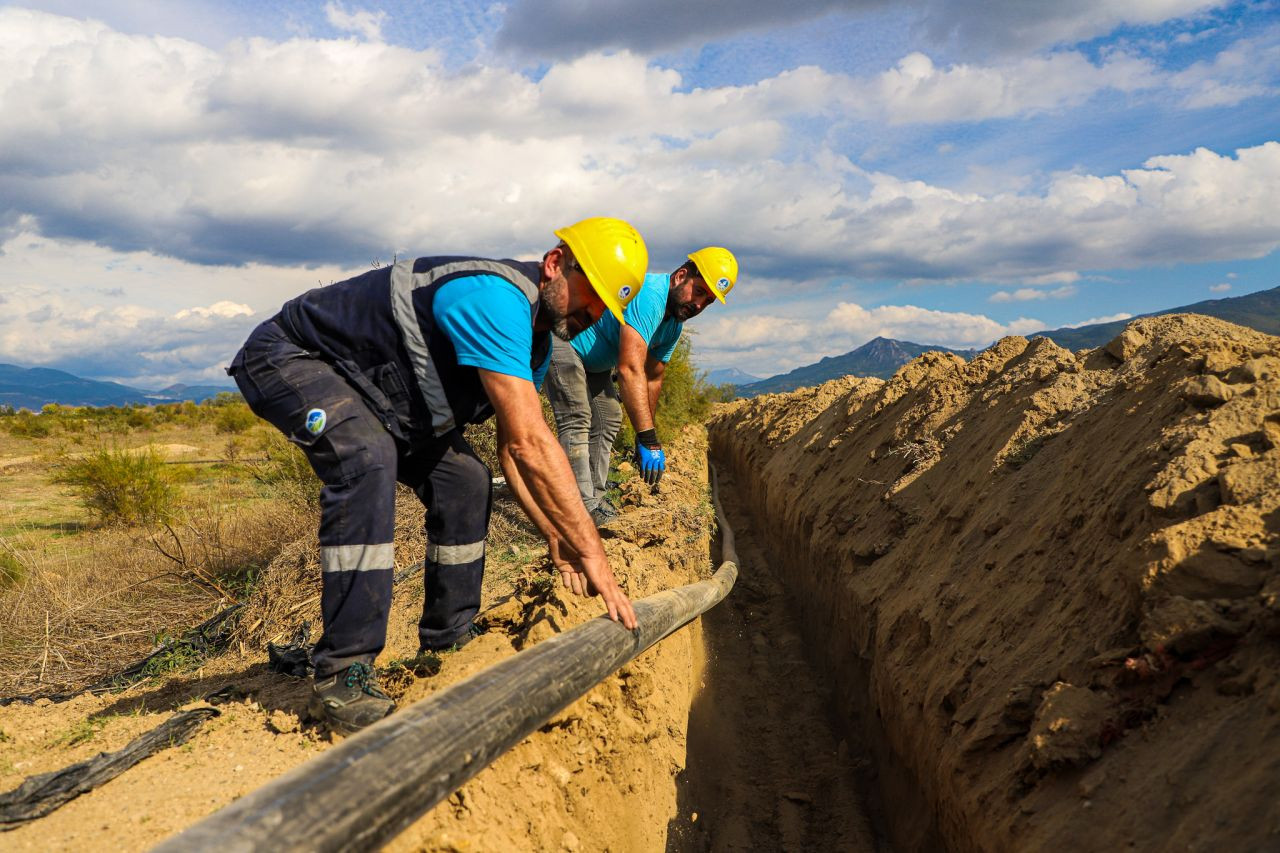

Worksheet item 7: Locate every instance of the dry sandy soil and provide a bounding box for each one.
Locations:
[709,314,1280,851]
[3,427,847,852]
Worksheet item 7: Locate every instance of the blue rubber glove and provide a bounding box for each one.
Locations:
[633,429,665,485]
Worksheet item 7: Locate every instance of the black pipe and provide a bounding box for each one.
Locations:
[153,464,738,852]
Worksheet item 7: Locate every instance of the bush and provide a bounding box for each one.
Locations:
[0,550,25,588]
[52,446,179,526]
[247,429,321,505]
[4,409,51,438]
[214,402,258,434]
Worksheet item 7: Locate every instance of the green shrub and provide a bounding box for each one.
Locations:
[0,551,26,588]
[247,430,321,505]
[615,333,731,449]
[52,446,179,526]
[5,409,51,437]
[214,402,258,434]
[125,407,155,430]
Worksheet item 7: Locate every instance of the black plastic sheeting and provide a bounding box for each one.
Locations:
[266,621,315,679]
[0,707,220,830]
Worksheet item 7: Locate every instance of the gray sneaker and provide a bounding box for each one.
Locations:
[309,662,394,735]
[589,503,619,528]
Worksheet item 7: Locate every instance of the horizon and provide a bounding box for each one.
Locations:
[0,1,1277,386]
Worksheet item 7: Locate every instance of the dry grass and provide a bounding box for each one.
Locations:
[0,490,312,694]
[0,410,550,697]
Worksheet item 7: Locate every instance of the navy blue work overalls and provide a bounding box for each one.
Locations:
[229,257,549,677]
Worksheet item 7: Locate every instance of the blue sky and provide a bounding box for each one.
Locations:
[0,0,1277,386]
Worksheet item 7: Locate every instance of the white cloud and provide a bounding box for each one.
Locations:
[1168,27,1280,108]
[865,50,1159,124]
[323,2,386,42]
[989,285,1078,302]
[692,300,1043,375]
[1062,312,1133,328]
[0,229,355,386]
[1209,282,1231,292]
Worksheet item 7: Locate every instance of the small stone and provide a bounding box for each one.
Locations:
[1262,418,1280,450]
[561,830,581,852]
[267,710,300,734]
[1202,349,1234,375]
[1229,443,1254,459]
[1239,358,1277,382]
[1105,329,1146,362]
[1026,683,1111,771]
[1182,375,1233,407]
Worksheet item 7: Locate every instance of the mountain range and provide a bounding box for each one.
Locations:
[733,285,1278,397]
[0,364,235,411]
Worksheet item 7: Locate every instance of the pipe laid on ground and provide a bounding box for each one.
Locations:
[154,463,738,853]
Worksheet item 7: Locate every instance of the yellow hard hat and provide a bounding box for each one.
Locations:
[554,217,648,325]
[687,247,738,303]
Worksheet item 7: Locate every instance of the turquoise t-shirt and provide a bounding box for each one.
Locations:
[433,275,551,389]
[571,272,683,372]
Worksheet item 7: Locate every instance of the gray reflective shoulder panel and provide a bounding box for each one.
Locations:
[390,259,541,437]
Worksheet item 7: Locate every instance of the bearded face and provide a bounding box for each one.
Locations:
[541,274,600,341]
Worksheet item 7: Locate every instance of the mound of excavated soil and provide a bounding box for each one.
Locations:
[0,429,717,852]
[709,314,1280,851]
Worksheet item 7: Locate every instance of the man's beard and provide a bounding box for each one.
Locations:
[552,316,573,341]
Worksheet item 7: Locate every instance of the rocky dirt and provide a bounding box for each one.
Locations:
[709,314,1280,851]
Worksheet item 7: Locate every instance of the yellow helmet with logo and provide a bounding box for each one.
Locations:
[687,247,738,304]
[554,217,648,324]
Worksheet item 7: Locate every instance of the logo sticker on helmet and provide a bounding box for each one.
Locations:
[718,277,731,290]
[305,408,327,435]
[618,285,632,300]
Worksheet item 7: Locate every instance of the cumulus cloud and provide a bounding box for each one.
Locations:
[865,50,1159,124]
[0,229,354,386]
[2,9,1277,285]
[1061,312,1133,328]
[692,300,1043,376]
[1209,282,1232,292]
[0,283,257,386]
[989,285,1078,302]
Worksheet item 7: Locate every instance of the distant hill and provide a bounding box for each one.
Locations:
[737,337,976,397]
[1033,285,1280,350]
[0,364,236,410]
[704,367,761,387]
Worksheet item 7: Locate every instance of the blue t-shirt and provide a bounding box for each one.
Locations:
[571,272,683,372]
[433,274,551,389]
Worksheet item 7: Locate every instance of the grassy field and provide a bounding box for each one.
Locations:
[0,400,319,694]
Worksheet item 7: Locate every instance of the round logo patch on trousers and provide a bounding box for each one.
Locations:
[305,408,327,435]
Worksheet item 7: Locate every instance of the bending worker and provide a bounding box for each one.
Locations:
[545,247,738,525]
[228,217,646,734]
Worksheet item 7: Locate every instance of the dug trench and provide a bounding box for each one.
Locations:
[708,314,1280,851]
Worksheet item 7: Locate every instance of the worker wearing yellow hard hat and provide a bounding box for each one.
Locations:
[227,216,646,735]
[544,245,741,525]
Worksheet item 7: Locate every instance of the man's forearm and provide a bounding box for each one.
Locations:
[617,365,654,434]
[498,421,603,559]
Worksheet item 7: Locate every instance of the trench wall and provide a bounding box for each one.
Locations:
[709,315,1280,852]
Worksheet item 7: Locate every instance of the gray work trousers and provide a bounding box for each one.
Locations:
[544,335,622,512]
